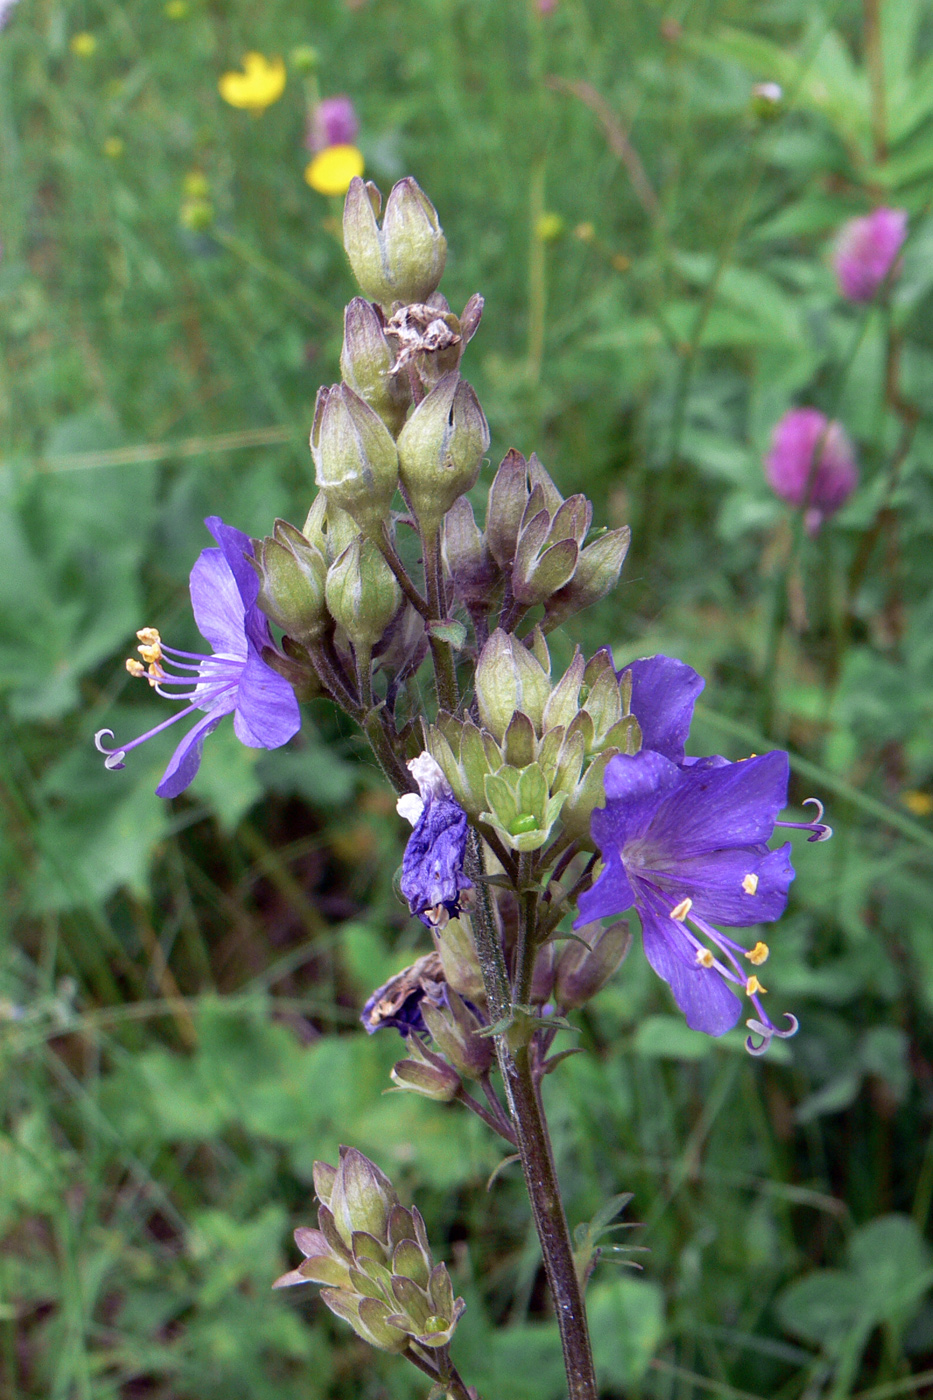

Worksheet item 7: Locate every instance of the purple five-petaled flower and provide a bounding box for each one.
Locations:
[580,654,825,1054]
[95,517,301,797]
[396,753,472,928]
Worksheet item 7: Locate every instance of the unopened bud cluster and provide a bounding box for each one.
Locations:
[274,1147,465,1353]
[252,174,632,860]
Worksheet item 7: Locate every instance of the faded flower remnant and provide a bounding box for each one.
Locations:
[765,407,858,535]
[397,754,472,928]
[95,518,300,797]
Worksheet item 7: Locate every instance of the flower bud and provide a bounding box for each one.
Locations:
[255,519,328,645]
[397,373,489,535]
[554,920,632,1009]
[434,917,486,1004]
[421,988,494,1079]
[475,630,551,742]
[542,527,631,632]
[481,763,567,853]
[442,496,499,612]
[764,408,858,535]
[390,1040,462,1101]
[340,298,411,436]
[311,383,399,536]
[343,176,447,307]
[329,1146,399,1248]
[486,449,529,568]
[325,536,401,650]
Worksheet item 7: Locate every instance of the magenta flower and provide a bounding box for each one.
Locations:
[576,747,798,1053]
[95,517,301,798]
[396,754,472,929]
[306,95,359,153]
[833,207,907,302]
[764,408,858,535]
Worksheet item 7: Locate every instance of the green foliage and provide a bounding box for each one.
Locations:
[3,0,933,1396]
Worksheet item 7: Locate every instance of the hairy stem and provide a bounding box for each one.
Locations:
[466,832,598,1400]
[375,524,432,622]
[424,527,460,713]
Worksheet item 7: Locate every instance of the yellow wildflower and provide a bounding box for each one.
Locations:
[304,144,365,197]
[535,212,564,243]
[70,32,97,56]
[903,790,933,817]
[103,136,124,158]
[218,53,286,112]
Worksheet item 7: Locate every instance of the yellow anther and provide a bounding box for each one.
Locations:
[138,642,162,665]
[125,658,146,678]
[695,948,715,968]
[146,662,166,686]
[742,873,759,895]
[745,975,767,997]
[136,627,161,645]
[670,897,693,922]
[746,941,769,966]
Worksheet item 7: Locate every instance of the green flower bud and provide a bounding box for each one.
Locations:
[325,537,401,650]
[397,373,489,536]
[542,527,631,632]
[340,297,411,436]
[475,629,551,742]
[427,716,501,818]
[542,649,585,731]
[311,383,399,536]
[486,449,529,569]
[554,920,632,1009]
[343,176,447,307]
[434,917,486,1004]
[321,1288,409,1352]
[329,1146,399,1248]
[421,988,494,1080]
[560,749,617,847]
[390,1043,461,1101]
[481,763,567,852]
[255,519,328,645]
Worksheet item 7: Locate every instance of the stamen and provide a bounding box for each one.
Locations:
[695,948,714,968]
[670,897,693,922]
[138,642,163,665]
[742,873,759,895]
[136,627,161,645]
[126,658,146,678]
[745,974,766,996]
[745,941,769,965]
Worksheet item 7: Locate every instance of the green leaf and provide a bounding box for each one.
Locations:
[588,1275,665,1386]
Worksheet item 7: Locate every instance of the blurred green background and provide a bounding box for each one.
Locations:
[3,0,933,1396]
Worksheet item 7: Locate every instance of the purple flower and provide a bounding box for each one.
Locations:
[625,654,706,762]
[361,951,448,1036]
[576,747,798,1054]
[306,95,359,153]
[833,207,907,303]
[397,754,472,928]
[95,517,301,798]
[765,408,858,535]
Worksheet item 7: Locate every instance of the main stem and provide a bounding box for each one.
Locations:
[466,835,598,1400]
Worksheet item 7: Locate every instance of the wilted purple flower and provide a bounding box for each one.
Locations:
[95,517,301,797]
[397,753,472,928]
[306,95,359,153]
[765,408,858,535]
[577,747,798,1054]
[833,207,907,303]
[361,951,448,1036]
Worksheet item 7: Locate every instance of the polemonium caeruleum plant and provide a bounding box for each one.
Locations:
[96,177,829,1400]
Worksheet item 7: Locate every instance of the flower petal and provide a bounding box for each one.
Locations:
[640,907,742,1036]
[155,705,233,798]
[189,547,248,657]
[625,655,705,762]
[205,516,260,611]
[643,751,790,860]
[641,842,795,926]
[233,643,302,749]
[575,848,636,926]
